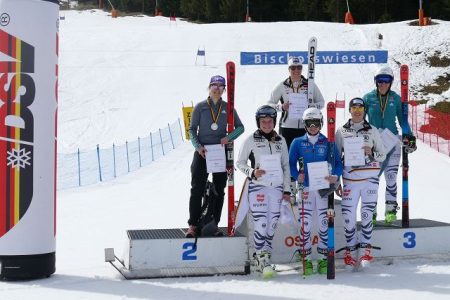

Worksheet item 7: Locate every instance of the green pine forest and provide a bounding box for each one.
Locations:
[73,0,450,23]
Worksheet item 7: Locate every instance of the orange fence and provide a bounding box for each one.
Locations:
[409,100,450,156]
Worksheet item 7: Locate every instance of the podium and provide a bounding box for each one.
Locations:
[105,227,250,279]
[239,200,450,263]
[105,202,450,279]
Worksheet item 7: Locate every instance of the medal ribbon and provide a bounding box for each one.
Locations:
[378,91,389,118]
[207,98,223,127]
[290,78,301,93]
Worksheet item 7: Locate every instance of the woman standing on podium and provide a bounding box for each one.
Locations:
[186,75,244,238]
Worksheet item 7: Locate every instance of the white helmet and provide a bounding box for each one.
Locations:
[374,66,394,84]
[302,107,323,129]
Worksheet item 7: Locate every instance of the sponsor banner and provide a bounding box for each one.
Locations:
[182,105,193,140]
[335,100,345,108]
[240,50,388,65]
[0,0,58,254]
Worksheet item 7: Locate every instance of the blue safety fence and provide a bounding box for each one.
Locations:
[57,119,185,190]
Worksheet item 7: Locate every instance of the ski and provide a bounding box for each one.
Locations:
[226,61,236,236]
[400,64,410,228]
[307,37,317,107]
[297,157,306,277]
[326,101,336,280]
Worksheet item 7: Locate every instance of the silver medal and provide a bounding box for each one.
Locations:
[211,123,218,131]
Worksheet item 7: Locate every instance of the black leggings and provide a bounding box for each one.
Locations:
[279,127,306,150]
[188,151,227,226]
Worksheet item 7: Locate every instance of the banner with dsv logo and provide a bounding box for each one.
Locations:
[0,0,58,256]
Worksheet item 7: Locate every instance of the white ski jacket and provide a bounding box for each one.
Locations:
[268,76,324,129]
[236,130,291,193]
[335,119,386,182]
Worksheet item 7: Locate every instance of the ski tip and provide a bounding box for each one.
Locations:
[327,102,336,109]
[400,64,409,71]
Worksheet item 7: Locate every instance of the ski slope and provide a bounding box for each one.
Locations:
[2,10,450,300]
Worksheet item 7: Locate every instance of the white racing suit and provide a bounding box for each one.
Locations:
[236,130,291,254]
[335,119,386,254]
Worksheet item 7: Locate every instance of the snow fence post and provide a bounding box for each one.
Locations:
[126,141,130,172]
[168,123,175,149]
[138,137,142,167]
[96,144,103,182]
[150,132,154,161]
[77,148,81,186]
[436,134,440,153]
[159,128,165,155]
[113,143,117,178]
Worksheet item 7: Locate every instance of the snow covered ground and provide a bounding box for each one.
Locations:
[2,9,450,300]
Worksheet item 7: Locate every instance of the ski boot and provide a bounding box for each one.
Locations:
[302,259,314,276]
[255,251,275,279]
[385,201,399,225]
[317,258,328,275]
[343,249,357,270]
[293,249,302,263]
[359,248,374,269]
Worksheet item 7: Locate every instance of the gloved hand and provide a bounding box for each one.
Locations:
[319,183,336,198]
[403,134,417,154]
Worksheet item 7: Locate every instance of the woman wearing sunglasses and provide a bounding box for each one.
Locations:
[268,56,325,149]
[335,98,386,269]
[288,107,343,276]
[186,75,245,238]
[363,66,417,224]
[268,56,325,203]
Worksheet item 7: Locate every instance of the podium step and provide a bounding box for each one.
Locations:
[107,227,250,279]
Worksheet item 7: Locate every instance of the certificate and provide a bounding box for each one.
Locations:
[307,161,330,191]
[380,128,400,154]
[204,144,226,173]
[288,93,308,120]
[343,136,365,166]
[259,154,283,185]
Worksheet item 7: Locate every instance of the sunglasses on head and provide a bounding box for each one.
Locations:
[289,66,302,70]
[305,119,321,128]
[210,84,225,91]
[350,105,365,112]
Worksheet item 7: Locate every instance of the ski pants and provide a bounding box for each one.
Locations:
[341,178,379,248]
[248,182,282,253]
[188,151,227,226]
[297,187,328,257]
[380,140,401,209]
[279,127,306,150]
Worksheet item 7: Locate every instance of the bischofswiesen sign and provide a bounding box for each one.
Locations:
[240,51,388,65]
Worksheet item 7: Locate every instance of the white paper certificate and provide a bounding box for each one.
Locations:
[205,144,226,173]
[307,161,330,191]
[380,128,400,154]
[288,93,308,119]
[259,154,283,185]
[343,136,365,166]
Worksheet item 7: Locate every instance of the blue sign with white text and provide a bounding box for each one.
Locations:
[240,51,388,65]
